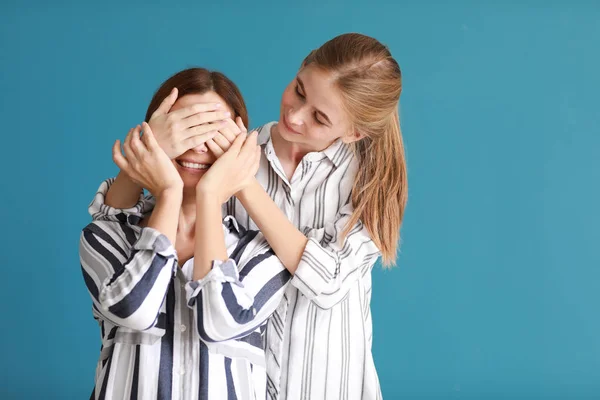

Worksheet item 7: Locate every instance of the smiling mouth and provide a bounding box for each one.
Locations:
[177,160,211,170]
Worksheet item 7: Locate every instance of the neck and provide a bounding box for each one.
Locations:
[178,187,197,237]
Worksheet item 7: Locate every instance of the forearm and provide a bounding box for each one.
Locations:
[185,231,290,342]
[146,189,182,245]
[105,171,144,209]
[80,223,178,330]
[194,192,228,281]
[237,179,307,274]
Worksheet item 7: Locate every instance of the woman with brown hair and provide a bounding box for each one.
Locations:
[79,68,291,400]
[99,32,407,399]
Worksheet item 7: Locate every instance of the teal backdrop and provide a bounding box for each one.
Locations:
[1,1,599,399]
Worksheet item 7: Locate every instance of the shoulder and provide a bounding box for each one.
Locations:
[81,219,140,252]
[252,121,277,146]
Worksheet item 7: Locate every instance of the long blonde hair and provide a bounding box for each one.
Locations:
[303,33,408,267]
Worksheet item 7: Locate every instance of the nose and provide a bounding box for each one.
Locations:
[192,144,208,153]
[287,107,306,127]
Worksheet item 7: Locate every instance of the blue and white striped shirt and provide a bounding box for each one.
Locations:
[79,179,291,400]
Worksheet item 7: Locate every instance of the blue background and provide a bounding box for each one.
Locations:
[1,1,599,399]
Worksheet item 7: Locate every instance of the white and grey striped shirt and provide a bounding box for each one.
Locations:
[80,179,291,400]
[225,122,383,400]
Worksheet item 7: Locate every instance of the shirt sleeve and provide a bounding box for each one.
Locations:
[185,227,291,343]
[79,220,178,331]
[88,178,154,223]
[291,201,381,309]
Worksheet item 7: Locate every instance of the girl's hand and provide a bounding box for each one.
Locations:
[195,130,261,203]
[148,88,232,158]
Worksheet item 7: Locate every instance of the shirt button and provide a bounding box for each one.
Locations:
[180,324,187,332]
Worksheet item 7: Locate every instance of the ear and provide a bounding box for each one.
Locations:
[342,129,366,144]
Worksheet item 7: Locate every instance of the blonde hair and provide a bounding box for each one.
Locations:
[303,33,408,267]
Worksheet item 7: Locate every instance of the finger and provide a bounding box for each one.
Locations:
[223,117,241,133]
[184,121,224,139]
[226,129,247,156]
[255,145,262,164]
[123,127,135,159]
[112,141,140,182]
[170,103,226,121]
[139,123,151,148]
[140,122,159,150]
[240,142,261,178]
[239,130,258,160]
[241,133,260,171]
[235,116,247,134]
[124,127,134,149]
[212,133,231,151]
[112,140,129,171]
[241,142,259,172]
[129,125,146,157]
[219,119,240,143]
[182,130,219,151]
[151,87,178,119]
[248,145,262,175]
[206,139,225,158]
[181,110,232,129]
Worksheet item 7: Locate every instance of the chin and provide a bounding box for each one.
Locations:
[181,175,204,190]
[276,121,298,142]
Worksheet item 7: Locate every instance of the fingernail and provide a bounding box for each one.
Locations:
[224,111,231,117]
[215,103,222,108]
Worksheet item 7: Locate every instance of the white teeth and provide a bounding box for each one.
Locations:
[180,161,210,170]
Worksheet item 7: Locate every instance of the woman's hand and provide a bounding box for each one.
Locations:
[148,88,233,158]
[112,122,183,198]
[196,130,261,204]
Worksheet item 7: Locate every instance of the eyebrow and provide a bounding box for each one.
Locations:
[297,77,332,126]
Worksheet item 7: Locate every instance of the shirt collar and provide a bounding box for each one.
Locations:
[258,121,351,168]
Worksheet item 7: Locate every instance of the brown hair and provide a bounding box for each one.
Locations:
[144,67,248,128]
[303,33,408,267]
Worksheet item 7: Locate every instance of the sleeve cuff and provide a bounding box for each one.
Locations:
[133,227,177,258]
[185,259,244,307]
[88,178,154,223]
[291,238,338,298]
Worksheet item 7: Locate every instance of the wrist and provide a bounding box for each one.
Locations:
[118,171,143,191]
[196,185,225,205]
[196,180,223,200]
[156,186,183,202]
[196,190,220,205]
[236,179,260,203]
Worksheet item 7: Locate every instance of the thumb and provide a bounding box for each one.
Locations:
[229,129,246,154]
[151,87,178,119]
[235,116,247,134]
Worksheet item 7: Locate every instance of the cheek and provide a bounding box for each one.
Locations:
[311,129,329,142]
[281,85,296,108]
[308,127,341,144]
